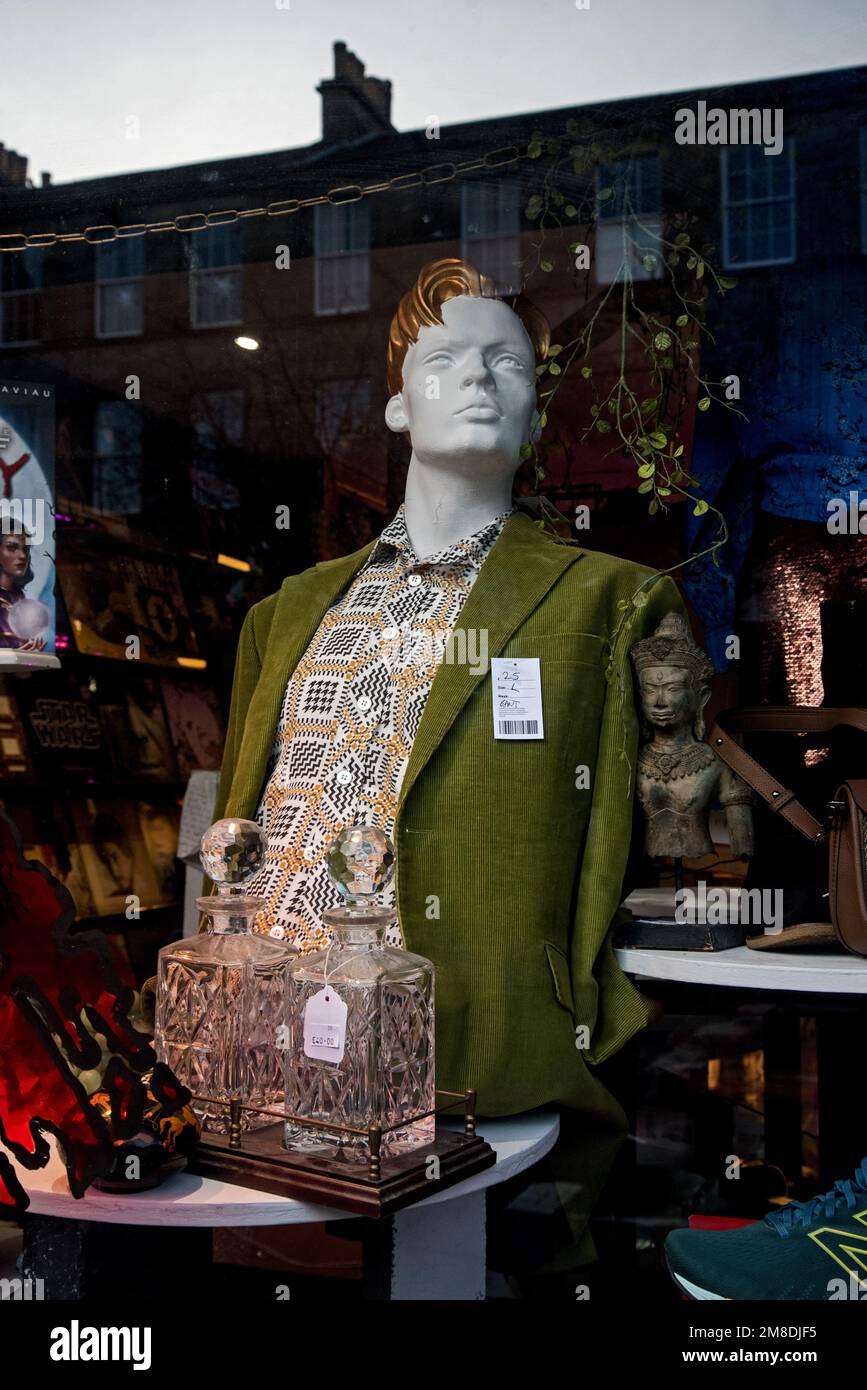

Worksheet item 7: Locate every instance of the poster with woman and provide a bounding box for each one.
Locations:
[0,380,58,669]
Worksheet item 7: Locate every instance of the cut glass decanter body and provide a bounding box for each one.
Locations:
[284,826,435,1161]
[154,818,296,1135]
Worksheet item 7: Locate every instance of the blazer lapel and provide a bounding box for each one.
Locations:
[226,542,376,818]
[398,512,583,810]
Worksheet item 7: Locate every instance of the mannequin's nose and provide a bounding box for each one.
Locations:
[460,356,491,389]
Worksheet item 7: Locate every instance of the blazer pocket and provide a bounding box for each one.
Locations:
[544,941,576,1018]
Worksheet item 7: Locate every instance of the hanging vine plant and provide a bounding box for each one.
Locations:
[516,121,745,584]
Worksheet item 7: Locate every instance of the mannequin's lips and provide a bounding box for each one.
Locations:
[455,402,501,420]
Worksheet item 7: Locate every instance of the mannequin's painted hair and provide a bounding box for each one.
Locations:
[386,257,550,395]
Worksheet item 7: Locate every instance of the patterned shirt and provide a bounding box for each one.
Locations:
[248,502,513,950]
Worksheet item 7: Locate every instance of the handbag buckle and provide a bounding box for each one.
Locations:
[817,798,846,843]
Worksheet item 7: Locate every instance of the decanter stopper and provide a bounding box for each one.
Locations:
[326,824,394,907]
[201,817,266,894]
[197,817,267,928]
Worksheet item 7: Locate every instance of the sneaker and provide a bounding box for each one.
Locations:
[664,1157,867,1300]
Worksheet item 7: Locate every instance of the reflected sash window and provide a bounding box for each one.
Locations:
[0,249,43,346]
[190,224,242,328]
[93,401,143,515]
[461,179,521,293]
[95,238,144,338]
[594,156,662,285]
[314,203,370,316]
[722,144,796,269]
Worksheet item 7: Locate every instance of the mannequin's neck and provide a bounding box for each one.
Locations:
[403,454,515,559]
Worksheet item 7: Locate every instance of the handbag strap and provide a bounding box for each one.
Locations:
[707,706,867,843]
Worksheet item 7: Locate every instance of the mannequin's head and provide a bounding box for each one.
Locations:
[385,258,549,483]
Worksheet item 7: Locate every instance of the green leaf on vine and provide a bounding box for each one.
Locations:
[565,204,578,218]
[597,187,613,201]
[548,344,563,356]
[549,362,561,375]
[581,366,593,379]
[718,276,738,289]
[675,313,689,327]
[596,419,611,433]
[647,431,667,448]
[697,397,711,412]
[638,462,655,478]
[541,260,553,272]
[653,332,671,351]
[640,397,657,414]
[638,479,654,494]
[693,499,709,516]
[675,233,690,247]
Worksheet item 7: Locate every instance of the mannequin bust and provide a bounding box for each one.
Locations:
[631,612,754,859]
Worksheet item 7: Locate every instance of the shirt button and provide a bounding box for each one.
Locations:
[408,574,422,588]
[303,848,315,861]
[357,695,372,712]
[382,626,399,640]
[269,925,286,940]
[336,769,352,786]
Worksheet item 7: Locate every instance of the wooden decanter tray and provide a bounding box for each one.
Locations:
[187,1089,496,1217]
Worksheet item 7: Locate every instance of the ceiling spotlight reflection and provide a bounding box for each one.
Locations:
[234,335,260,351]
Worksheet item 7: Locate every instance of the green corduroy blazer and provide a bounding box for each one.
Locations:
[208,511,682,1121]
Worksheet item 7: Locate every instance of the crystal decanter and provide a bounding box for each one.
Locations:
[283,825,435,1161]
[155,818,297,1135]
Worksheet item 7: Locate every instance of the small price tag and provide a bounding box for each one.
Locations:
[491,657,544,740]
[302,986,348,1064]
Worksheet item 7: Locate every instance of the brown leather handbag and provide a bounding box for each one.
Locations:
[708,707,867,957]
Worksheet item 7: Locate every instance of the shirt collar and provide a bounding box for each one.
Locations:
[370,501,514,573]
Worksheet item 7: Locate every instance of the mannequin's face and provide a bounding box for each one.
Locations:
[385,294,539,480]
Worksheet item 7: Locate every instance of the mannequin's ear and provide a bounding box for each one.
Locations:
[385,394,409,434]
[529,407,542,445]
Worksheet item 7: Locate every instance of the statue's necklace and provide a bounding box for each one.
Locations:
[638,740,715,783]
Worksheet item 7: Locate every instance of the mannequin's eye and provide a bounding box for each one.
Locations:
[495,354,524,368]
[425,352,453,366]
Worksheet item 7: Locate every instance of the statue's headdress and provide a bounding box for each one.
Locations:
[630,611,714,688]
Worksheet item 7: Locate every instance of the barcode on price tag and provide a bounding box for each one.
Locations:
[491,658,544,740]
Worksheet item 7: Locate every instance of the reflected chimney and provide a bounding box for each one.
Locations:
[317,41,393,143]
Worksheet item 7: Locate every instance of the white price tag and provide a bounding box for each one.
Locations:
[491,657,544,740]
[302,986,348,1064]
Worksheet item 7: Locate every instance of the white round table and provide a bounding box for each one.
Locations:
[615,944,867,993]
[15,1112,560,1301]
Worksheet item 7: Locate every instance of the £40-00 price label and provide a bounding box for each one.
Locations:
[303,987,347,1064]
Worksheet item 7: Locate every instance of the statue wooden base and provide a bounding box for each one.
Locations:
[615,913,746,951]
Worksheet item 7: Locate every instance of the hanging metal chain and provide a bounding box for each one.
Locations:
[0,146,527,252]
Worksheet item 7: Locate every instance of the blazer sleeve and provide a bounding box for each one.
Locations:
[570,572,686,1066]
[212,603,265,824]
